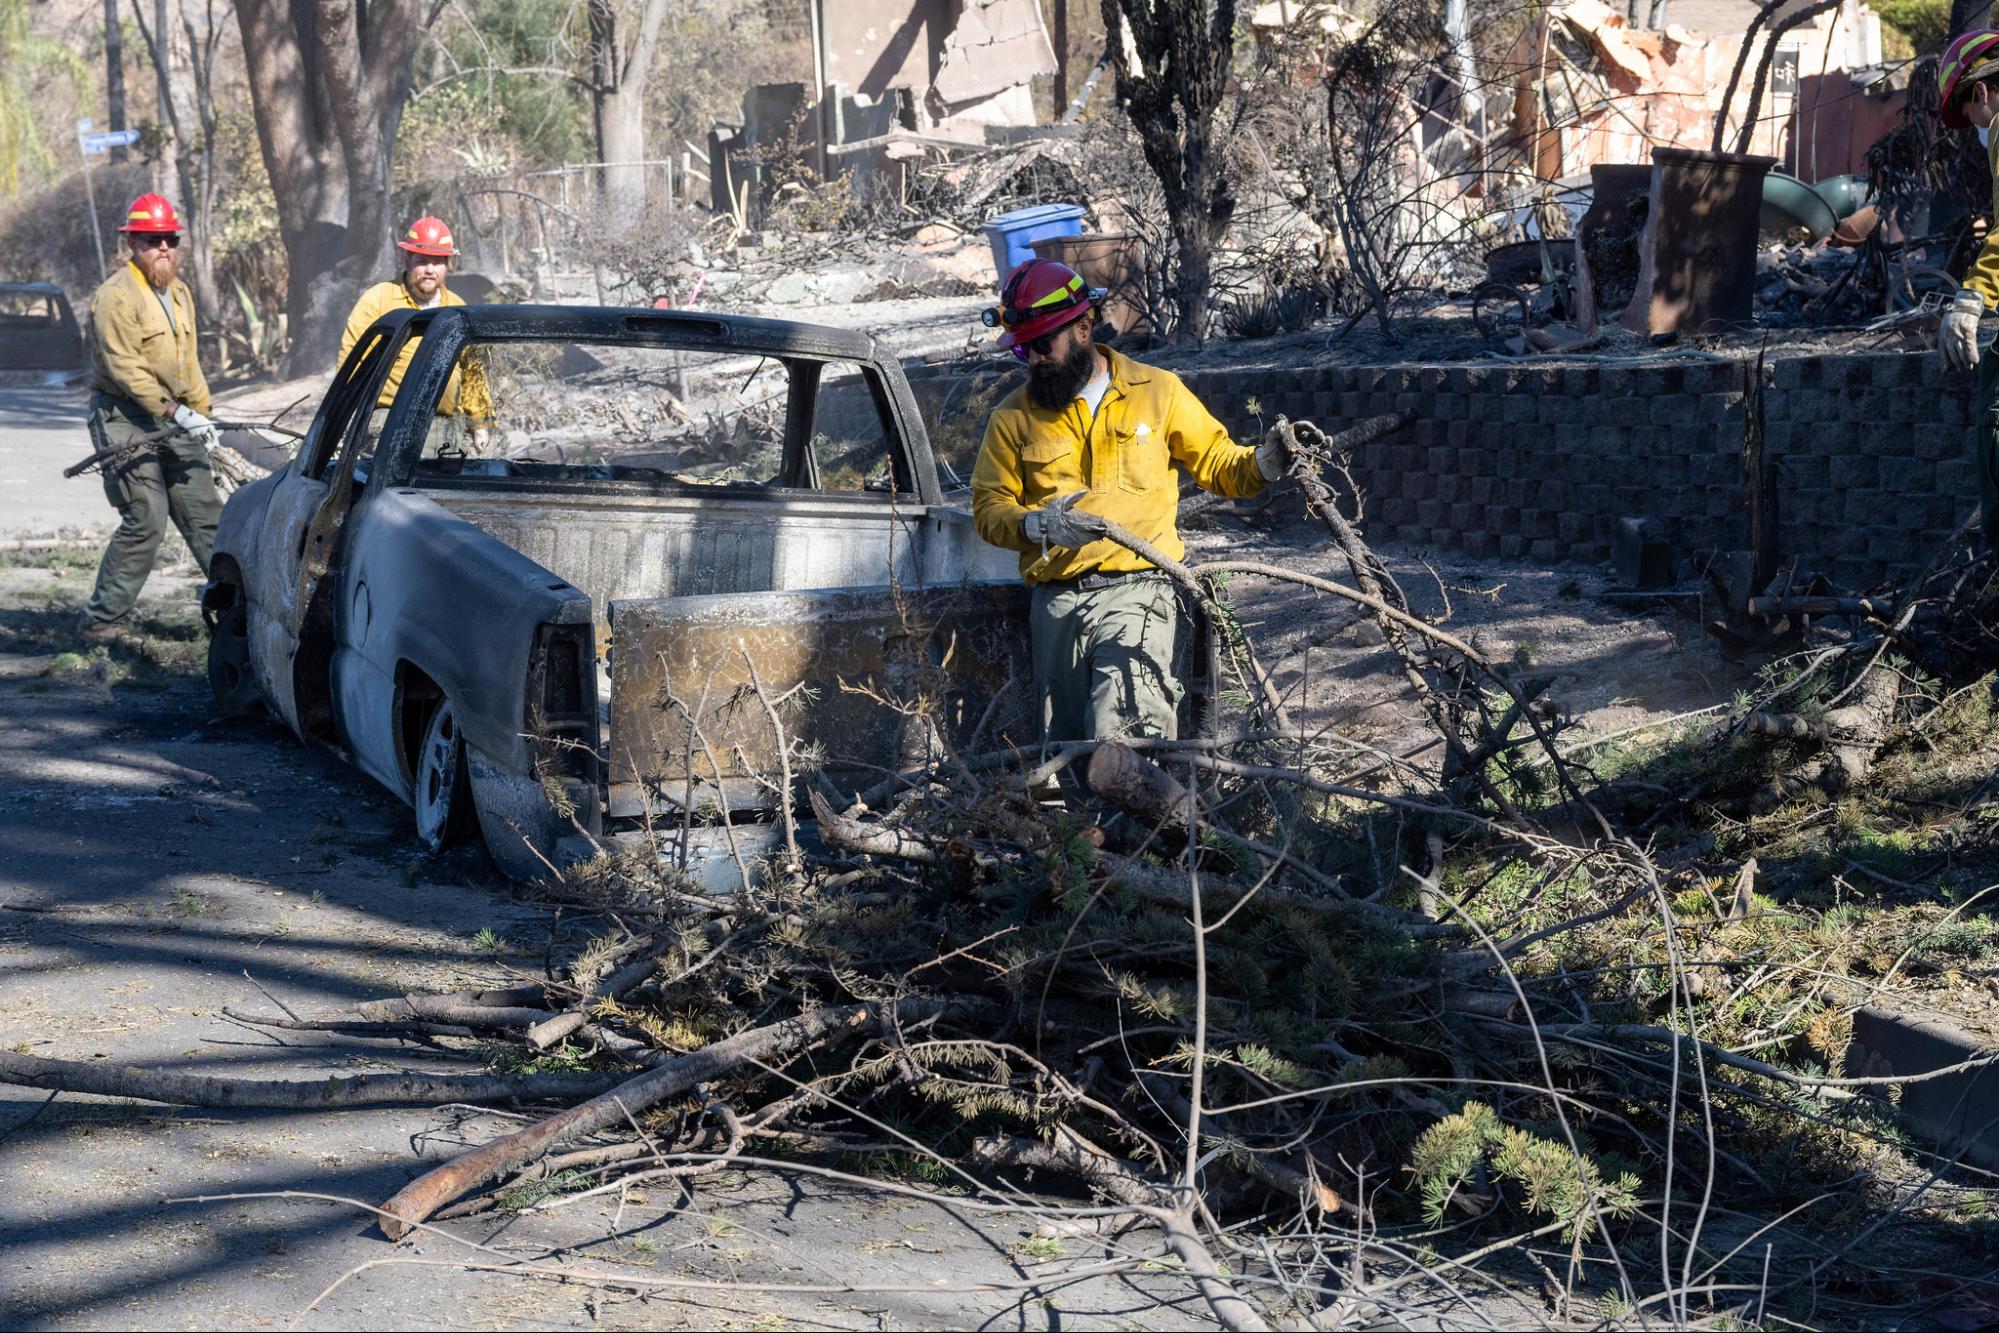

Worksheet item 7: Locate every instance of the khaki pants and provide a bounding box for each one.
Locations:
[83,393,222,627]
[1031,571,1183,746]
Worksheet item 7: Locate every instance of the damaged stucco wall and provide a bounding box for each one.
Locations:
[823,0,1055,134]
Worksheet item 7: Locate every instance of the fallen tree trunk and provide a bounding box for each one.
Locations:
[0,1051,630,1109]
[1087,742,1194,831]
[375,996,959,1240]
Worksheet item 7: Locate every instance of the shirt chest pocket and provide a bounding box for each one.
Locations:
[1018,438,1082,502]
[1115,422,1168,495]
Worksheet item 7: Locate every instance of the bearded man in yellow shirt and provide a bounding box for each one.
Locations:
[337,215,495,454]
[970,260,1287,745]
[77,193,223,643]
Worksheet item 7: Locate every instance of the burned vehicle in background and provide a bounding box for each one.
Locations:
[203,305,1026,879]
[0,281,86,372]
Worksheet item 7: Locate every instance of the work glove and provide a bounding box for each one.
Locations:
[1942,287,1987,372]
[172,403,218,447]
[470,426,492,454]
[1256,422,1292,482]
[1020,491,1097,550]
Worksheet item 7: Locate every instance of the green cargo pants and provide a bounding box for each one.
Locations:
[1980,349,1999,550]
[82,393,223,627]
[1031,570,1184,745]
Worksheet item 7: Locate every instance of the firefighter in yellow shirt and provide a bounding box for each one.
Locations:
[78,193,223,643]
[337,215,495,454]
[970,260,1286,745]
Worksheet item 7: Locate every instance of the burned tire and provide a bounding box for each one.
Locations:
[206,601,263,718]
[413,696,474,852]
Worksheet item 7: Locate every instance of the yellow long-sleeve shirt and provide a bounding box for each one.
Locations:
[1969,131,1999,308]
[337,279,494,425]
[87,261,210,422]
[970,346,1267,583]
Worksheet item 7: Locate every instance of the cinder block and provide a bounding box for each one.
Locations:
[1436,474,1462,503]
[1918,493,1960,530]
[1431,392,1467,422]
[1884,460,1938,495]
[1828,554,1877,589]
[1829,454,1878,489]
[1937,457,1975,493]
[1844,489,1890,525]
[1915,424,1963,461]
[1528,538,1565,562]
[1460,531,1498,558]
[1523,509,1560,539]
[1557,511,1589,542]
[1498,533,1527,558]
[1770,356,1815,390]
[1869,527,1923,567]
[1416,499,1446,528]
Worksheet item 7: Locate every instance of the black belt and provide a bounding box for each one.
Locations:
[1044,568,1168,592]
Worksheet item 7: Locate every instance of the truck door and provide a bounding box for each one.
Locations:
[247,326,397,739]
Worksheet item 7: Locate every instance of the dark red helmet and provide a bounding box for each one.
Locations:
[1940,30,1999,129]
[396,215,457,258]
[983,259,1105,349]
[121,193,180,235]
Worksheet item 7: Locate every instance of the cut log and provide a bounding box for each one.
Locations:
[1086,742,1193,830]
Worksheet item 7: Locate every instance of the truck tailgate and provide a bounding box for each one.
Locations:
[605,583,1033,818]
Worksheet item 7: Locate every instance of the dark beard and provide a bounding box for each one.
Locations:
[1025,337,1099,411]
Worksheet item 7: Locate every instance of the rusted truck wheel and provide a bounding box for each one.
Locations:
[413,697,474,852]
[206,602,262,718]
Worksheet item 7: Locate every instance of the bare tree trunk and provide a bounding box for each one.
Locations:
[236,0,421,376]
[587,0,669,224]
[1101,0,1238,343]
[105,0,128,163]
[132,0,226,324]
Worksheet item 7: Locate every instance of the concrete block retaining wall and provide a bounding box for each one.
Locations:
[1175,351,1978,589]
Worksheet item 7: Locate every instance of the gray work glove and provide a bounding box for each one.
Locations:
[1942,287,1986,372]
[1020,491,1097,550]
[470,426,492,454]
[1256,422,1292,481]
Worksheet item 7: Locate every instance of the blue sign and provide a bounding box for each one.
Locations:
[80,129,141,155]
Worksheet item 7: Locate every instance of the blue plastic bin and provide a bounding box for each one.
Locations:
[981,203,1087,283]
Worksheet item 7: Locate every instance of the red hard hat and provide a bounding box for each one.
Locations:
[121,193,181,234]
[1940,30,1999,128]
[985,259,1106,349]
[396,215,457,258]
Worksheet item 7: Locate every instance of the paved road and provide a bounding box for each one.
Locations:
[0,378,106,539]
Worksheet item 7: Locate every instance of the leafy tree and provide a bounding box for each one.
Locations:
[0,0,88,195]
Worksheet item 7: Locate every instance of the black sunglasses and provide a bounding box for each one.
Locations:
[131,234,180,249]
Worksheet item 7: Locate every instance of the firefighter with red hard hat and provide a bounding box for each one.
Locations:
[337,214,496,454]
[969,257,1288,751]
[76,192,225,643]
[1938,30,1999,545]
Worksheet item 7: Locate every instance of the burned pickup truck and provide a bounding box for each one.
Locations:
[204,306,1027,879]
